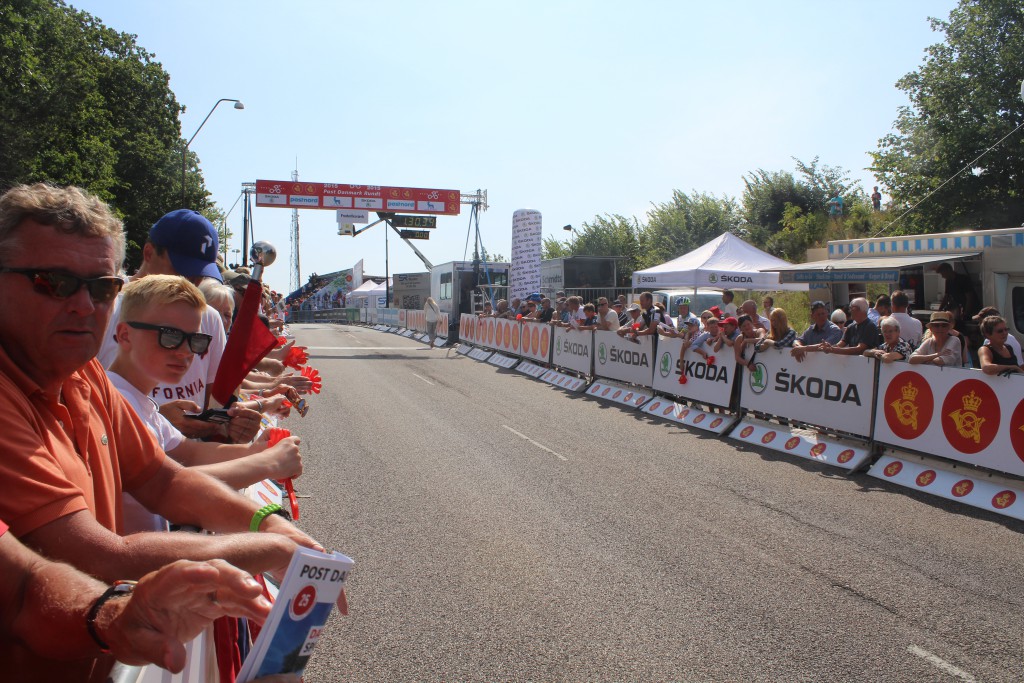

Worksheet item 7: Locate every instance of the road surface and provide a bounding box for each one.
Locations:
[284,323,1022,682]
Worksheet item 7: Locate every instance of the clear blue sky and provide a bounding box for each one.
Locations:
[72,0,958,295]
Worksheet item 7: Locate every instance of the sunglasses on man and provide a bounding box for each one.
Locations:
[0,267,124,303]
[126,321,213,354]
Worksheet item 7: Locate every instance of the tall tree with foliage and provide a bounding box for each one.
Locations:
[870,0,1024,232]
[0,0,210,267]
[643,190,740,268]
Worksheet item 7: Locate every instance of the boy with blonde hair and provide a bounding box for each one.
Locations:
[107,275,302,528]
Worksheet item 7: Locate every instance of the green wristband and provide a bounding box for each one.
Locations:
[250,503,284,532]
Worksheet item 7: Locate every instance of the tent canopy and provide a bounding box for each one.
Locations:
[631,232,806,291]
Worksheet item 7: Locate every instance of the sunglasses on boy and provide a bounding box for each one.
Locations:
[0,267,124,303]
[126,321,213,354]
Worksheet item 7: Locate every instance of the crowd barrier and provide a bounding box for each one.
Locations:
[440,313,1024,521]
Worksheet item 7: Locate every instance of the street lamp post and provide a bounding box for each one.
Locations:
[181,98,244,208]
[563,224,577,251]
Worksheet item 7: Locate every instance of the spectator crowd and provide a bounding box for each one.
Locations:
[0,183,322,682]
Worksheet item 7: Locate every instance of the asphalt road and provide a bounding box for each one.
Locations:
[284,323,1023,683]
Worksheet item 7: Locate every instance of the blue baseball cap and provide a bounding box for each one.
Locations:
[148,209,223,282]
[527,292,542,302]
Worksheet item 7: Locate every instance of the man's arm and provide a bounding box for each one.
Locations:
[171,436,303,490]
[22,508,300,584]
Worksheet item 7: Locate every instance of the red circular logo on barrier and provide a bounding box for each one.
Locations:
[511,323,519,351]
[915,470,937,487]
[487,321,494,345]
[602,387,610,396]
[650,401,661,412]
[882,461,903,477]
[1008,399,1024,464]
[710,417,723,429]
[810,443,827,457]
[761,431,776,444]
[495,323,504,348]
[541,329,550,354]
[663,405,674,416]
[532,327,540,355]
[951,479,974,497]
[941,379,999,455]
[612,390,621,399]
[589,385,598,393]
[883,370,933,440]
[785,436,800,451]
[680,409,690,419]
[740,426,754,438]
[837,449,855,464]
[992,490,1017,509]
[636,396,645,405]
[693,413,705,423]
[624,392,633,402]
[290,585,317,620]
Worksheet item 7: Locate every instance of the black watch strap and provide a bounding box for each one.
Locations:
[86,581,136,653]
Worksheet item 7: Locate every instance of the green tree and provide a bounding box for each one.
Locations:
[0,0,212,267]
[643,191,740,268]
[870,0,1024,231]
[542,235,571,259]
[573,213,643,279]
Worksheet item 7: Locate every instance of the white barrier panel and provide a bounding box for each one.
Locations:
[874,363,1024,479]
[360,308,367,323]
[516,360,548,378]
[496,318,522,355]
[398,308,408,329]
[593,331,655,387]
[739,348,876,437]
[538,368,587,392]
[729,418,873,470]
[456,344,472,356]
[551,327,593,376]
[652,337,735,408]
[641,399,734,434]
[487,352,518,369]
[519,321,552,364]
[870,454,1024,521]
[586,380,652,408]
[459,313,480,346]
[406,309,424,333]
[379,308,401,326]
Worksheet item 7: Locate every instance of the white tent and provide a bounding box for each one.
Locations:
[348,279,390,308]
[631,232,806,291]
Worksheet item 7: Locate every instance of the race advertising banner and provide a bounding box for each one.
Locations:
[874,363,1024,479]
[474,317,522,355]
[652,337,734,408]
[739,348,876,437]
[551,327,593,376]
[519,321,552,364]
[459,313,481,345]
[593,331,655,387]
[255,180,460,215]
[510,209,542,302]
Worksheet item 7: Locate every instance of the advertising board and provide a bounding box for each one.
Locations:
[592,331,655,387]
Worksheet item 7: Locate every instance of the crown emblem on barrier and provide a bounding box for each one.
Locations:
[890,381,920,430]
[949,390,985,444]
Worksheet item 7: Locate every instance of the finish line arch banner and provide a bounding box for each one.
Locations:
[551,327,593,375]
[652,337,734,408]
[874,363,1024,479]
[738,348,876,437]
[593,330,655,387]
[519,321,552,364]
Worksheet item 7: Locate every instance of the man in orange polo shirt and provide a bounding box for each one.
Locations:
[0,184,322,681]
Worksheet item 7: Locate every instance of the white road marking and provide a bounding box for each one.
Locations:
[907,645,976,682]
[412,373,435,385]
[502,425,567,461]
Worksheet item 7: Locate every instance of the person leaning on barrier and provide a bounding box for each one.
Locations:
[822,297,881,356]
[714,316,741,354]
[740,299,769,330]
[479,301,493,317]
[909,311,961,366]
[536,297,555,323]
[689,316,720,361]
[977,315,1023,375]
[863,317,914,362]
[830,308,847,330]
[0,516,273,676]
[0,184,326,680]
[596,298,620,331]
[974,306,1024,361]
[575,303,599,330]
[617,303,644,338]
[733,314,765,369]
[755,308,796,351]
[635,292,660,337]
[494,299,512,319]
[791,301,843,362]
[613,300,629,326]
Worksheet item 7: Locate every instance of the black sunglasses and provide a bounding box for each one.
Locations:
[0,267,124,303]
[126,321,212,354]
